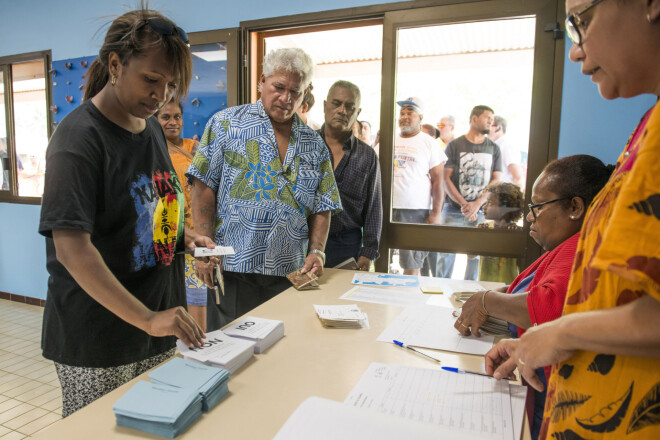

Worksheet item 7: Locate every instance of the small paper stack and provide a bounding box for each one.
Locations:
[481,316,512,335]
[313,304,369,329]
[148,357,230,412]
[177,330,255,374]
[223,316,285,354]
[286,269,319,290]
[113,380,202,438]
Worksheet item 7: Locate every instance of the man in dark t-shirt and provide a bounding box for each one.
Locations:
[437,105,502,280]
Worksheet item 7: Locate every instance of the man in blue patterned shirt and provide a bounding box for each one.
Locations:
[187,48,342,326]
[317,81,382,270]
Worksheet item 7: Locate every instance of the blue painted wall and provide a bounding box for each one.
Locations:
[557,43,657,165]
[0,0,656,299]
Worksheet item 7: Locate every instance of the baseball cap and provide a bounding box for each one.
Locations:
[397,96,424,114]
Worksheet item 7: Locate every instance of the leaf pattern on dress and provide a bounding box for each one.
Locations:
[566,233,602,305]
[550,429,591,440]
[551,391,591,423]
[576,382,633,433]
[558,364,574,380]
[626,256,660,286]
[616,289,646,306]
[587,354,616,375]
[627,381,660,435]
[628,193,660,220]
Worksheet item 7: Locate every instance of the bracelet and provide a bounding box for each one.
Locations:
[308,249,326,266]
[481,290,490,315]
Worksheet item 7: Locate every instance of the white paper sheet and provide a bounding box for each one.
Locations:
[273,397,486,440]
[351,273,420,287]
[418,276,487,295]
[340,286,429,307]
[176,330,255,364]
[377,305,495,355]
[509,383,528,440]
[345,363,515,440]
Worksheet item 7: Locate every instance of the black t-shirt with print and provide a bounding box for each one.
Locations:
[39,100,186,368]
[445,135,503,205]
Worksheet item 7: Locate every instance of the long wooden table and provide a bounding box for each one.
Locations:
[34,269,526,439]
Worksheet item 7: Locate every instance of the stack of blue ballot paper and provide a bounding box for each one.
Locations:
[112,380,202,438]
[148,357,230,411]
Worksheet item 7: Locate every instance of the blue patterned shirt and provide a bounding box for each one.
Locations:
[186,100,342,276]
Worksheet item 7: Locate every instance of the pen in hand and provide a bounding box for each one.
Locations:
[393,340,442,364]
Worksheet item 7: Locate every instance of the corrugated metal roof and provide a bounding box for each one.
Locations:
[265,17,535,65]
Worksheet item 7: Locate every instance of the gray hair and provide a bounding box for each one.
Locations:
[493,115,507,133]
[262,48,314,89]
[327,80,362,105]
[441,115,455,126]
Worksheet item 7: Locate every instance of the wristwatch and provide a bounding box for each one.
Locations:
[308,249,326,266]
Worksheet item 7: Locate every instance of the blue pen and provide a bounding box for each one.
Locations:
[442,366,509,380]
[393,340,442,364]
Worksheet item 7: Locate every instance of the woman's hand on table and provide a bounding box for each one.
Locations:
[455,291,489,337]
[485,319,576,391]
[144,306,205,348]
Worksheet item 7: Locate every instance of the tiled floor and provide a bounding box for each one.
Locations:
[0,300,61,439]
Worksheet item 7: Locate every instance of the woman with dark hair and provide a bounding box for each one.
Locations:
[487,2,660,438]
[457,155,612,439]
[39,7,211,417]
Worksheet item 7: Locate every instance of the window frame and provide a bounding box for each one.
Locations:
[0,50,53,205]
[242,0,566,271]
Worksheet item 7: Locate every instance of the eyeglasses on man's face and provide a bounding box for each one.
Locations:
[565,0,606,46]
[528,197,571,220]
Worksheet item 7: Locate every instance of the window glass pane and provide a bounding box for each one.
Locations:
[390,248,520,283]
[12,60,48,197]
[392,17,535,229]
[0,71,8,191]
[186,43,230,142]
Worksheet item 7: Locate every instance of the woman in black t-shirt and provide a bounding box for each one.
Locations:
[39,8,213,417]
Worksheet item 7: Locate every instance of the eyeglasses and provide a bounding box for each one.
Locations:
[528,197,571,220]
[565,0,605,46]
[135,18,189,43]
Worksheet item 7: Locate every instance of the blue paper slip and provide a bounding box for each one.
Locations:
[113,380,200,423]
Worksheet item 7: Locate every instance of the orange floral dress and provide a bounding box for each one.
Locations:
[541,103,660,439]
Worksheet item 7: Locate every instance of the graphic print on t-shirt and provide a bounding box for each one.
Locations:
[393,145,418,175]
[130,171,183,271]
[459,152,493,200]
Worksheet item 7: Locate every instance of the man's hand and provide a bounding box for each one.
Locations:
[427,211,443,225]
[194,258,220,288]
[454,291,489,337]
[144,306,205,348]
[357,256,371,271]
[300,253,324,277]
[461,200,483,219]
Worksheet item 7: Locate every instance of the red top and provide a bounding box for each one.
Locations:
[507,232,579,380]
[508,232,580,336]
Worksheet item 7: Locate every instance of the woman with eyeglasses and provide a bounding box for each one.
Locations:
[486,1,660,439]
[457,155,611,439]
[39,8,212,417]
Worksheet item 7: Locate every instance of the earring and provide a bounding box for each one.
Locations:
[111,75,117,86]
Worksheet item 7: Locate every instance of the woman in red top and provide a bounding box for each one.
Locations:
[456,155,611,439]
